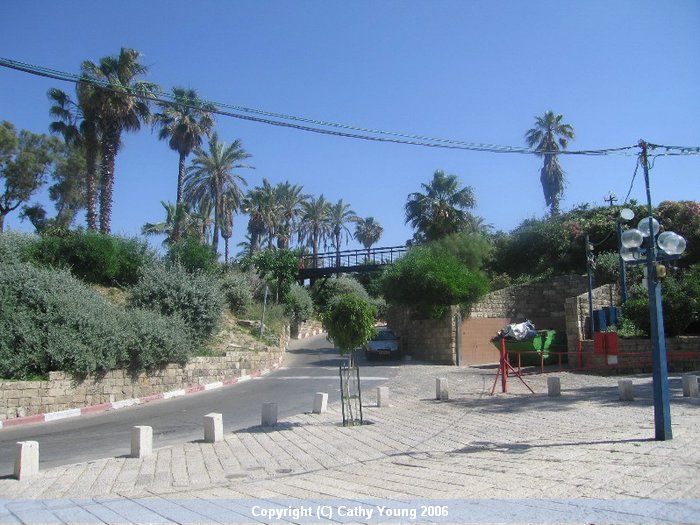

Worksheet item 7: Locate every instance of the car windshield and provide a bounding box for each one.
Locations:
[373,331,395,341]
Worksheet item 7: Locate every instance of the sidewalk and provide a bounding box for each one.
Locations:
[1,361,699,524]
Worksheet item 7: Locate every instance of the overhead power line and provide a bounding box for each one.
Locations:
[1,56,698,158]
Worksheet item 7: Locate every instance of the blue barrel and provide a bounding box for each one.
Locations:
[604,306,620,327]
[592,309,607,332]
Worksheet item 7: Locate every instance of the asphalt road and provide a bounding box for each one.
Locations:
[0,335,399,476]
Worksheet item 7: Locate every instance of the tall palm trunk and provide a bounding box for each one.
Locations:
[335,231,341,269]
[172,150,187,242]
[99,126,120,234]
[312,228,320,268]
[84,136,99,231]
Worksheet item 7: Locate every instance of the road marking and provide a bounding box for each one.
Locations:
[268,376,389,380]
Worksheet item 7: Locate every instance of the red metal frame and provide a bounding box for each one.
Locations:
[490,338,535,395]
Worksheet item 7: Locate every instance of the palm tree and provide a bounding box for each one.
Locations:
[80,47,158,234]
[152,87,215,240]
[525,111,575,217]
[404,170,476,242]
[274,181,308,249]
[243,179,280,255]
[141,201,203,246]
[47,87,99,230]
[354,216,384,258]
[328,199,358,269]
[219,188,239,264]
[185,133,251,255]
[299,195,331,268]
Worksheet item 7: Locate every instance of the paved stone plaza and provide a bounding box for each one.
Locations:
[1,359,699,524]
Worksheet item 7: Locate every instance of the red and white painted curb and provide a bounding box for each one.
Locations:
[0,363,282,430]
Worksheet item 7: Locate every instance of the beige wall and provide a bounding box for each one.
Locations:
[1,333,287,422]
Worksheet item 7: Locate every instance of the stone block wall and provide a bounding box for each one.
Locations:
[469,275,590,331]
[292,319,325,339]
[386,306,459,364]
[0,333,287,422]
[576,336,700,373]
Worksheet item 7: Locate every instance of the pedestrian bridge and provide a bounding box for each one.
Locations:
[298,245,407,280]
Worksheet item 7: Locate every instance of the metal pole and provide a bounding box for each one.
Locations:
[639,140,672,441]
[586,234,595,338]
[617,219,629,303]
[259,284,268,339]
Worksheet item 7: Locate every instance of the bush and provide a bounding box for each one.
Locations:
[284,283,314,324]
[310,275,370,313]
[220,272,253,314]
[0,231,36,265]
[0,260,192,379]
[122,308,192,371]
[129,262,224,342]
[621,268,699,337]
[321,294,377,356]
[381,246,490,318]
[166,238,218,274]
[29,231,155,286]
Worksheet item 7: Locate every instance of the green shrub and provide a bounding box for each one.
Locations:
[321,294,377,356]
[220,272,253,314]
[129,262,224,341]
[284,283,314,324]
[381,246,490,318]
[310,275,370,313]
[122,308,192,371]
[28,231,155,286]
[166,238,218,274]
[0,260,192,379]
[621,270,699,337]
[0,232,36,265]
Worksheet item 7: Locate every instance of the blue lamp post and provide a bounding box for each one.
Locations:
[618,141,688,441]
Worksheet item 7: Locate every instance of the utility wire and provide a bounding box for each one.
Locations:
[2,56,698,158]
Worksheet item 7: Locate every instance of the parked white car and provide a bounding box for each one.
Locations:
[365,327,400,360]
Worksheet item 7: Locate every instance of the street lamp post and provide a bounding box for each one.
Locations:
[617,141,688,441]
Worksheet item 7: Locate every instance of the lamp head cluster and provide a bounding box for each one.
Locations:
[618,209,687,262]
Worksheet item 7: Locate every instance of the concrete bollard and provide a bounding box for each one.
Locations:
[262,402,278,426]
[377,386,389,407]
[436,377,449,400]
[131,426,153,458]
[313,392,328,414]
[682,375,699,397]
[547,377,561,397]
[618,380,634,401]
[203,413,223,443]
[14,441,39,480]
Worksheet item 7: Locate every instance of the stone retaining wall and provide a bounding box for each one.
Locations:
[386,306,459,364]
[292,319,325,339]
[576,336,700,373]
[0,332,287,422]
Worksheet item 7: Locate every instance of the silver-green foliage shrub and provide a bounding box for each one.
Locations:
[129,262,224,342]
[0,232,36,265]
[0,261,192,379]
[220,272,253,314]
[284,283,314,324]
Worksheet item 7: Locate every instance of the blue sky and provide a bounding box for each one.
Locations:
[1,0,699,254]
